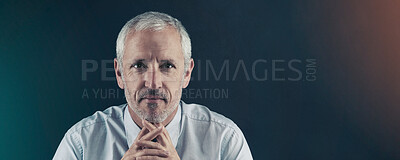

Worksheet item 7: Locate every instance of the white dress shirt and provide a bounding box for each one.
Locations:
[53,100,253,160]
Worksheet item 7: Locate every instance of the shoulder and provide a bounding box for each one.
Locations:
[181,101,240,134]
[54,104,128,159]
[66,104,126,135]
[180,101,253,159]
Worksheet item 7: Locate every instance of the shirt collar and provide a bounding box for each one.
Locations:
[124,101,182,148]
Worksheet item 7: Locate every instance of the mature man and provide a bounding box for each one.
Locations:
[54,11,253,160]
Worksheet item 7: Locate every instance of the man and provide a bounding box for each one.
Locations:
[54,11,253,160]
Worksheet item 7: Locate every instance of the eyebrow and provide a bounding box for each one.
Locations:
[160,59,176,64]
[131,59,176,64]
[131,59,145,63]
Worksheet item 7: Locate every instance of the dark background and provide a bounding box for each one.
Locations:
[1,0,399,159]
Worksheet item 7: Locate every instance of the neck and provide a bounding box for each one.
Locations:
[128,104,178,129]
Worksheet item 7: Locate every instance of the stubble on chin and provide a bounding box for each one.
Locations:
[123,80,183,123]
[130,101,178,123]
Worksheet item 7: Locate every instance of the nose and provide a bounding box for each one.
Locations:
[144,66,162,89]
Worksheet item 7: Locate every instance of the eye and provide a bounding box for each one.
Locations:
[160,63,176,70]
[132,62,147,69]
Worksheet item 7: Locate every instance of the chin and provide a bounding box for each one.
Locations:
[144,111,169,123]
[131,99,178,123]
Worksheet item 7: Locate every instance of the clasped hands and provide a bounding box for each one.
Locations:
[121,120,180,160]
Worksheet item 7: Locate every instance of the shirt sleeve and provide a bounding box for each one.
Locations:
[53,131,82,160]
[221,127,253,160]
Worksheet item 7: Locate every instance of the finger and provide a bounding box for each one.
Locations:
[135,148,169,157]
[131,126,149,150]
[143,121,169,145]
[137,156,165,160]
[121,154,135,160]
[136,140,167,151]
[155,123,172,142]
[140,127,163,141]
[136,126,148,141]
[150,125,168,146]
[152,125,170,146]
[144,121,171,145]
[154,123,163,129]
[142,119,158,131]
[162,129,173,145]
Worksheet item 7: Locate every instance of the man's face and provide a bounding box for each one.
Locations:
[115,26,193,123]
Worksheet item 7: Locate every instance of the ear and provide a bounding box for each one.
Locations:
[114,58,124,89]
[182,59,194,88]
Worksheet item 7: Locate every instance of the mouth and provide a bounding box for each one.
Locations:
[140,96,167,103]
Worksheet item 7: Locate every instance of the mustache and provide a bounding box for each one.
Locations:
[138,89,168,102]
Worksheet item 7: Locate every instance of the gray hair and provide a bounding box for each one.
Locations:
[116,11,192,73]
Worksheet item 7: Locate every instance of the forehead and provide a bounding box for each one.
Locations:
[123,26,183,61]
